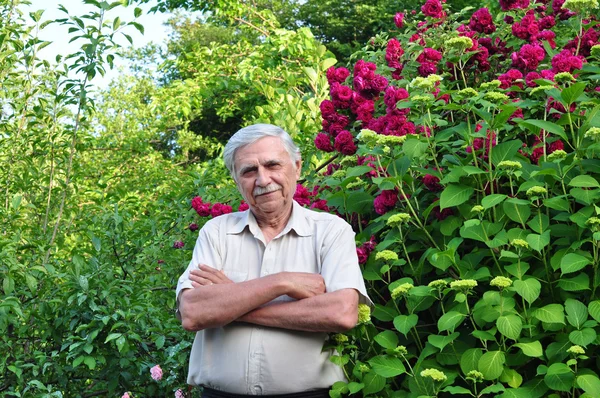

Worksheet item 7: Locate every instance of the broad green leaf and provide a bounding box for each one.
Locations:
[544,196,570,211]
[560,253,590,275]
[500,368,523,388]
[491,140,523,167]
[526,231,550,252]
[428,332,459,351]
[497,315,522,340]
[155,335,166,350]
[527,213,549,234]
[589,300,600,323]
[478,351,506,380]
[482,194,507,209]
[374,330,399,349]
[558,273,590,291]
[329,381,348,398]
[403,137,428,159]
[347,382,364,394]
[393,314,418,337]
[561,82,586,105]
[438,311,466,333]
[441,386,473,395]
[440,184,474,210]
[544,363,574,392]
[362,372,385,395]
[503,199,531,225]
[577,375,600,397]
[565,299,588,328]
[569,328,597,346]
[83,356,96,370]
[346,166,375,178]
[373,304,398,321]
[519,119,568,141]
[104,333,122,344]
[480,384,506,395]
[513,278,541,304]
[368,356,406,377]
[346,191,375,214]
[570,188,600,205]
[533,304,565,324]
[513,341,543,357]
[460,348,482,374]
[321,58,337,70]
[568,175,600,188]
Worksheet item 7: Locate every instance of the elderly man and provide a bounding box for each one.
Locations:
[176,124,370,397]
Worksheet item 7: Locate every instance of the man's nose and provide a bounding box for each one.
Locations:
[256,168,271,187]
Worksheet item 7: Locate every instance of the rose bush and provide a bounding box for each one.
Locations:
[303,0,600,396]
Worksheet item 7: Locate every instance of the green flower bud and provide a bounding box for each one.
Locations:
[547,150,567,161]
[591,44,600,58]
[554,72,576,83]
[526,186,547,197]
[455,87,478,100]
[394,345,408,355]
[466,370,484,381]
[412,94,434,104]
[357,129,378,145]
[511,239,529,249]
[586,217,600,227]
[375,250,399,263]
[530,85,555,96]
[347,178,365,189]
[471,205,484,214]
[497,160,522,170]
[449,279,478,290]
[446,36,474,52]
[358,304,371,324]
[428,279,448,289]
[563,0,599,13]
[420,368,448,382]
[490,276,513,289]
[484,91,510,104]
[567,345,585,355]
[584,127,600,141]
[333,333,349,343]
[480,80,502,90]
[387,212,411,227]
[391,283,414,299]
[377,135,407,145]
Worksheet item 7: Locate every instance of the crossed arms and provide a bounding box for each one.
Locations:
[178,265,359,333]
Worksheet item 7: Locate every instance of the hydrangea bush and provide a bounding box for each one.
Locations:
[304,0,600,396]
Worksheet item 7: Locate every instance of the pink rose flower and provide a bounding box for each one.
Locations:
[150,364,163,381]
[394,12,405,28]
[314,133,334,152]
[334,130,357,155]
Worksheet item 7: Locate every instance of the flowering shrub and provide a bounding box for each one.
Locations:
[309,0,600,396]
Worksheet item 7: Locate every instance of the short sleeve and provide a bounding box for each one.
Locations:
[175,220,223,312]
[319,219,373,306]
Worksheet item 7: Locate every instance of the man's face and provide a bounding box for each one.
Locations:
[234,136,301,219]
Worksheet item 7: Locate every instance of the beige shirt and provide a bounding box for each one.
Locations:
[176,201,371,394]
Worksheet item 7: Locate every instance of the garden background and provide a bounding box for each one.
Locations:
[2,0,600,396]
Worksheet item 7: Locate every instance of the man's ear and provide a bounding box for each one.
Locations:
[295,160,302,179]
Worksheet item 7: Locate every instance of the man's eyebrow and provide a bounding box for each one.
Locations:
[239,164,258,174]
[263,159,282,167]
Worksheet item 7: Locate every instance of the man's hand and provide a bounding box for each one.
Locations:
[190,264,233,287]
[284,272,326,300]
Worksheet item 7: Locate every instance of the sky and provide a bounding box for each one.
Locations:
[20,0,187,89]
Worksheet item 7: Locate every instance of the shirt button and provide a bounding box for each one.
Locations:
[254,385,262,394]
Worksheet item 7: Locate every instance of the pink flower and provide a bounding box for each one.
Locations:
[499,0,530,11]
[210,203,232,217]
[469,8,496,34]
[356,247,369,264]
[192,197,212,217]
[394,12,405,28]
[374,190,398,215]
[150,364,163,381]
[511,44,545,71]
[334,130,357,155]
[310,199,330,212]
[175,389,185,398]
[385,38,404,70]
[173,241,184,249]
[423,174,443,192]
[294,184,312,206]
[319,100,336,118]
[238,201,249,211]
[421,0,444,19]
[314,133,334,152]
[551,49,583,73]
[122,393,131,398]
[188,223,199,232]
[326,66,350,85]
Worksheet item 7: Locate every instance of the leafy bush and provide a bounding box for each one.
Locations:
[296,0,600,396]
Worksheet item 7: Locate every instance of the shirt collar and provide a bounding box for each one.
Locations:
[227,200,313,237]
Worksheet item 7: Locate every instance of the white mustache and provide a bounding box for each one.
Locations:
[253,183,282,196]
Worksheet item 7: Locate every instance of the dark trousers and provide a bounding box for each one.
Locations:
[201,387,330,398]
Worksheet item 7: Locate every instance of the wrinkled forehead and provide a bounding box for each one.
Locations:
[233,138,296,170]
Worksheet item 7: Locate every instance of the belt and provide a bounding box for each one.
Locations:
[201,387,330,398]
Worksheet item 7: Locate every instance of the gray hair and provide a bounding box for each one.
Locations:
[223,124,301,179]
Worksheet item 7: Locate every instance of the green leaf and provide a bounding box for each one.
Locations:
[491,140,524,167]
[569,175,600,188]
[497,315,522,340]
[478,351,506,380]
[544,196,570,211]
[438,311,466,333]
[569,328,597,346]
[577,375,600,397]
[589,300,600,322]
[428,332,460,351]
[565,299,588,328]
[480,384,506,396]
[346,165,375,178]
[321,58,337,70]
[362,372,386,395]
[374,330,399,349]
[513,341,543,357]
[329,381,348,398]
[526,231,550,252]
[560,253,591,275]
[460,348,482,374]
[558,273,590,291]
[441,386,473,395]
[440,184,474,210]
[346,191,374,214]
[403,137,428,159]
[482,194,507,209]
[83,356,96,370]
[503,199,531,225]
[368,356,406,377]
[570,188,600,205]
[513,278,541,304]
[533,304,565,324]
[561,82,586,105]
[544,363,574,392]
[393,314,418,337]
[155,335,166,350]
[134,7,142,18]
[519,119,568,141]
[104,333,122,344]
[500,368,523,388]
[347,382,364,394]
